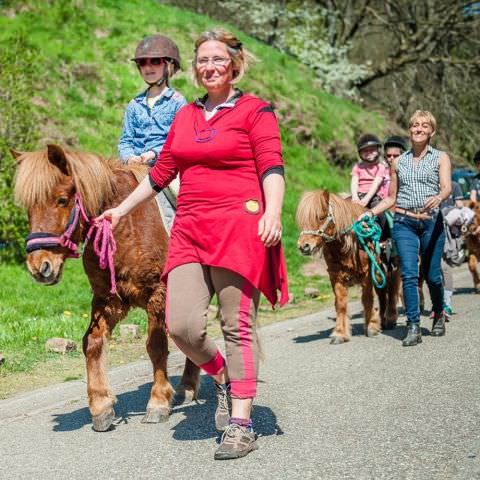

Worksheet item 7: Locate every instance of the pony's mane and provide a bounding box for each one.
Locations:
[14,149,131,216]
[297,190,365,253]
[329,193,365,232]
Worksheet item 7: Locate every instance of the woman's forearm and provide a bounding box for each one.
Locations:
[370,195,395,216]
[262,173,285,215]
[116,176,157,216]
[438,153,452,201]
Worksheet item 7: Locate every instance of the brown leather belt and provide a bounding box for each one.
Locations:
[395,207,432,220]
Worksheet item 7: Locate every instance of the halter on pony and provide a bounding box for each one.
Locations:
[26,193,88,257]
[300,204,347,242]
[299,200,386,288]
[25,193,118,294]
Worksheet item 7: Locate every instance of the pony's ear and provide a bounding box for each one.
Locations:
[468,200,477,209]
[47,144,70,176]
[10,148,24,163]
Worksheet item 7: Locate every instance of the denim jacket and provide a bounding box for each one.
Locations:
[118,87,187,165]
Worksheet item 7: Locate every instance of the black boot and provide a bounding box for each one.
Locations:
[431,312,446,337]
[402,323,422,347]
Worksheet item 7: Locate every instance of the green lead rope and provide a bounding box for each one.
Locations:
[352,215,386,289]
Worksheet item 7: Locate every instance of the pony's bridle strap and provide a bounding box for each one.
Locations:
[25,193,119,295]
[26,193,89,257]
[300,205,337,242]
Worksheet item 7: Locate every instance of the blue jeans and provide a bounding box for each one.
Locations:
[392,212,445,324]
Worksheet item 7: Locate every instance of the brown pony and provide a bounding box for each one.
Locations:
[296,190,400,344]
[465,200,480,291]
[12,144,199,431]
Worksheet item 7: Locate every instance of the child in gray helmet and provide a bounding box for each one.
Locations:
[118,35,187,166]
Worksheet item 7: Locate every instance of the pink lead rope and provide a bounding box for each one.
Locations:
[87,217,118,296]
[70,192,118,295]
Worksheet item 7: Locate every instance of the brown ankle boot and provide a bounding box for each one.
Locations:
[402,323,422,346]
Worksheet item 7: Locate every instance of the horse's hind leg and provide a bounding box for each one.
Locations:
[383,265,400,329]
[362,277,381,337]
[377,283,388,329]
[468,253,480,292]
[143,298,175,423]
[83,295,128,432]
[174,358,200,406]
[330,277,351,344]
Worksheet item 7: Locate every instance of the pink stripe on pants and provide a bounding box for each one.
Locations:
[229,280,256,398]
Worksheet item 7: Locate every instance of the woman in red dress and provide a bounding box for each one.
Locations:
[98,28,288,460]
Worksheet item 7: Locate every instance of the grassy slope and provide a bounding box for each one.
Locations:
[0,0,383,377]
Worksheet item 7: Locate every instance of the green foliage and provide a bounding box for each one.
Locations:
[182,0,368,99]
[0,33,40,262]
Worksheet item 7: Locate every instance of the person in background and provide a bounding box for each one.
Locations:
[98,28,288,460]
[437,180,465,320]
[383,135,408,198]
[118,35,187,166]
[469,150,480,202]
[359,110,451,346]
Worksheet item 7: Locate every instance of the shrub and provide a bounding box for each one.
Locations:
[0,33,40,262]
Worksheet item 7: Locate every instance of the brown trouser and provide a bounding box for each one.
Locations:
[166,263,260,398]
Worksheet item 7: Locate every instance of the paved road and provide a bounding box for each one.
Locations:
[1,267,479,479]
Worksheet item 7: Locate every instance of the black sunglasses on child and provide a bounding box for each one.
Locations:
[136,58,164,67]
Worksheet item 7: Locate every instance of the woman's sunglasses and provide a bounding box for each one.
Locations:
[136,58,164,67]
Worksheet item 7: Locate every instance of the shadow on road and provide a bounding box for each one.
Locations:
[381,324,430,341]
[453,286,478,295]
[294,321,431,344]
[326,312,364,321]
[50,375,283,440]
[51,380,160,432]
[171,376,283,441]
[293,322,366,343]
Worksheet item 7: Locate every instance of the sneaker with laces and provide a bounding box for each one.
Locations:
[431,311,446,337]
[214,423,258,460]
[214,382,231,432]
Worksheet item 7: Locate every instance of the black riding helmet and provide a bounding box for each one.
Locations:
[384,135,408,152]
[357,134,382,152]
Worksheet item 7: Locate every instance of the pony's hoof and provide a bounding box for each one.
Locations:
[330,336,345,345]
[141,407,170,423]
[92,408,115,432]
[173,386,196,406]
[366,328,380,337]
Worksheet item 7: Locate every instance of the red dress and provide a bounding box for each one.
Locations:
[149,93,289,307]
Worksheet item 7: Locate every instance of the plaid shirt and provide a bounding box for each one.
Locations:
[396,145,441,210]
